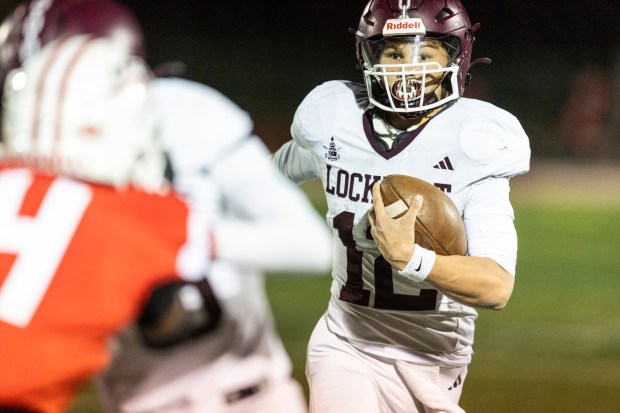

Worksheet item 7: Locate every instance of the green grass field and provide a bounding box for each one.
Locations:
[266,203,620,413]
[71,182,620,413]
[458,204,620,412]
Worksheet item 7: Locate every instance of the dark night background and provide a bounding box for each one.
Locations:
[1,4,620,412]
[1,0,619,157]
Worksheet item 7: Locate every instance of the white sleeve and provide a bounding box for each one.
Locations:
[459,114,531,179]
[151,78,331,274]
[211,137,332,273]
[150,78,253,177]
[462,177,519,276]
[272,140,320,184]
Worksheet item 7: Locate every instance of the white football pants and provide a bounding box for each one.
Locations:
[306,314,467,413]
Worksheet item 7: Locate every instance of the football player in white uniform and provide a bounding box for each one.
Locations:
[273,0,531,412]
[96,76,331,413]
[0,1,332,412]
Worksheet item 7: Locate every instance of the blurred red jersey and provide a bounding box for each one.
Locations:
[0,167,209,413]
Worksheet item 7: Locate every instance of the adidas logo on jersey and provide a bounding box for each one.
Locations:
[448,374,462,391]
[433,156,454,171]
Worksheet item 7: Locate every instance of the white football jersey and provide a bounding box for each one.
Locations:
[274,80,530,366]
[97,78,331,412]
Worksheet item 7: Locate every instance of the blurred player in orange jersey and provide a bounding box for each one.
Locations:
[0,34,220,413]
[0,2,332,412]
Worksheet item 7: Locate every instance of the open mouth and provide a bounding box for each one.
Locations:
[391,78,422,102]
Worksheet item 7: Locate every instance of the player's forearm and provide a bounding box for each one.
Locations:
[214,219,332,273]
[426,255,514,310]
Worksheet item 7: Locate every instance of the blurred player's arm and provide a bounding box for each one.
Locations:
[212,137,331,273]
[151,79,330,274]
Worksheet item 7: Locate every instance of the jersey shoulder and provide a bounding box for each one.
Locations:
[150,77,252,129]
[85,183,209,279]
[447,98,531,178]
[87,184,188,248]
[149,78,254,170]
[150,78,253,175]
[292,80,368,148]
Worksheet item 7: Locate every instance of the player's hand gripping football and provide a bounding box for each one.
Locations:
[369,183,422,271]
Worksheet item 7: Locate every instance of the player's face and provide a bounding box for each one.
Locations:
[378,38,449,99]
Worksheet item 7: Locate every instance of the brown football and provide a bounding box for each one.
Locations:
[379,174,467,256]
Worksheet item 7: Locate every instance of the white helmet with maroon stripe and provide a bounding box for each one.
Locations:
[1,35,166,191]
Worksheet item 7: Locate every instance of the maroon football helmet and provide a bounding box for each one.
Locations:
[354,0,488,115]
[0,0,144,90]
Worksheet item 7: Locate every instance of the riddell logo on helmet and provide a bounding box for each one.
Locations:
[383,18,426,36]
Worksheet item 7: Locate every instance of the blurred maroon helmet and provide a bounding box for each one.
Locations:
[0,0,144,89]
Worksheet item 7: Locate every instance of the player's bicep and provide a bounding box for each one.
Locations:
[463,178,518,276]
[273,140,320,184]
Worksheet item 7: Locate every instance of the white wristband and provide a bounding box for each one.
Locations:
[398,244,437,283]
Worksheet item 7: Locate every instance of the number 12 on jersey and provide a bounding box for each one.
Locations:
[333,211,438,311]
